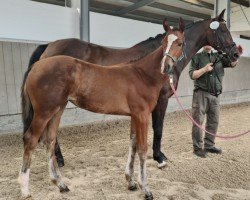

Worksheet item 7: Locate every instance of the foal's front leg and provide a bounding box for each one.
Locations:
[133,114,153,200]
[125,119,137,191]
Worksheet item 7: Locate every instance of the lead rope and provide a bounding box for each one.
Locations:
[169,77,250,139]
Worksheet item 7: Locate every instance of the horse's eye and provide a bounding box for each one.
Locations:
[178,43,183,47]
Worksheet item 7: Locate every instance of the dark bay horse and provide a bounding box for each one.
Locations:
[152,9,241,167]
[18,19,185,200]
[25,10,240,168]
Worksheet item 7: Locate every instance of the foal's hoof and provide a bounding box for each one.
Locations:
[59,185,70,193]
[145,192,154,200]
[21,194,31,199]
[128,183,138,191]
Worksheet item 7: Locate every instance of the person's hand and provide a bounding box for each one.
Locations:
[231,60,238,67]
[204,63,213,72]
[237,45,243,56]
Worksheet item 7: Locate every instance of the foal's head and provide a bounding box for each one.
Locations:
[161,18,185,74]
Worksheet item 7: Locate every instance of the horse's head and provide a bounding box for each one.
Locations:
[161,18,185,74]
[206,9,240,62]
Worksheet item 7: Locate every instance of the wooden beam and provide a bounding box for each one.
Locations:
[231,0,249,7]
[90,0,183,25]
[150,2,210,19]
[114,0,156,16]
[180,0,214,10]
[240,35,250,40]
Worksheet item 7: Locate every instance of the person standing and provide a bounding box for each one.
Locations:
[189,45,241,158]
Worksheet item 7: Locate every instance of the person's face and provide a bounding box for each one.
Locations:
[203,45,213,52]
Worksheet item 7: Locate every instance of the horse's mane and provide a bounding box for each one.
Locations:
[133,33,166,48]
[129,27,184,63]
[128,51,152,63]
[185,18,211,30]
[128,19,212,64]
[126,33,165,63]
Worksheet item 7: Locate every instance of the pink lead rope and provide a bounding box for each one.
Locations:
[169,80,250,140]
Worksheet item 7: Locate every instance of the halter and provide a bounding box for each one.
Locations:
[161,43,185,80]
[210,21,236,60]
[164,52,178,63]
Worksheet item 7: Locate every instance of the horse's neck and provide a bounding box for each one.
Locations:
[134,47,165,83]
[175,20,209,75]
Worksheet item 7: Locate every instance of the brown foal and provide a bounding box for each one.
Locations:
[18,19,185,200]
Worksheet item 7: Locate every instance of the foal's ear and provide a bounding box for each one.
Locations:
[179,17,185,32]
[163,18,171,32]
[216,9,226,22]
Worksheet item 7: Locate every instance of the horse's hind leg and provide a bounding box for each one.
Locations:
[55,138,64,167]
[125,118,137,191]
[18,115,49,198]
[46,104,69,192]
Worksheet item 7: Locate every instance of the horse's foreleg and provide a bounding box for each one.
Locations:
[125,119,137,191]
[134,114,153,200]
[46,105,69,193]
[18,115,49,198]
[152,94,169,168]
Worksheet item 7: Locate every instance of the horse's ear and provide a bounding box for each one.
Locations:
[216,9,226,22]
[163,18,170,32]
[179,17,185,32]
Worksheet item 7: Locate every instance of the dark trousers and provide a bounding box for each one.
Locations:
[191,90,220,149]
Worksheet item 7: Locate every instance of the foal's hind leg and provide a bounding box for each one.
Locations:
[18,115,49,198]
[125,119,137,191]
[46,105,69,192]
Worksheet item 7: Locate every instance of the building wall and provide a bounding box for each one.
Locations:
[0,1,249,133]
[0,39,249,133]
[231,5,250,34]
[0,0,79,42]
[0,41,38,116]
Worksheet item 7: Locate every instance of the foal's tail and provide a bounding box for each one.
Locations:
[21,44,48,134]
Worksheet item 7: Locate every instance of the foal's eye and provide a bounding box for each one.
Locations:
[178,43,183,47]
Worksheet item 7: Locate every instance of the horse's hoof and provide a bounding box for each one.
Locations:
[145,192,154,200]
[153,152,168,164]
[157,160,167,169]
[160,152,168,161]
[128,183,138,191]
[57,159,65,168]
[59,185,70,193]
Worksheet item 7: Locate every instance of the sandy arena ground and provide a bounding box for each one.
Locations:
[0,102,250,200]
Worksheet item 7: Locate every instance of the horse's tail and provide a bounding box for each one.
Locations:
[28,44,48,71]
[21,44,48,134]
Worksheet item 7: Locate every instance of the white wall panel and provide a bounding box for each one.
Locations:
[0,43,9,115]
[0,0,79,42]
[89,12,163,48]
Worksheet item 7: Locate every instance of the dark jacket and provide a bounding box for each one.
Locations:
[189,51,232,95]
